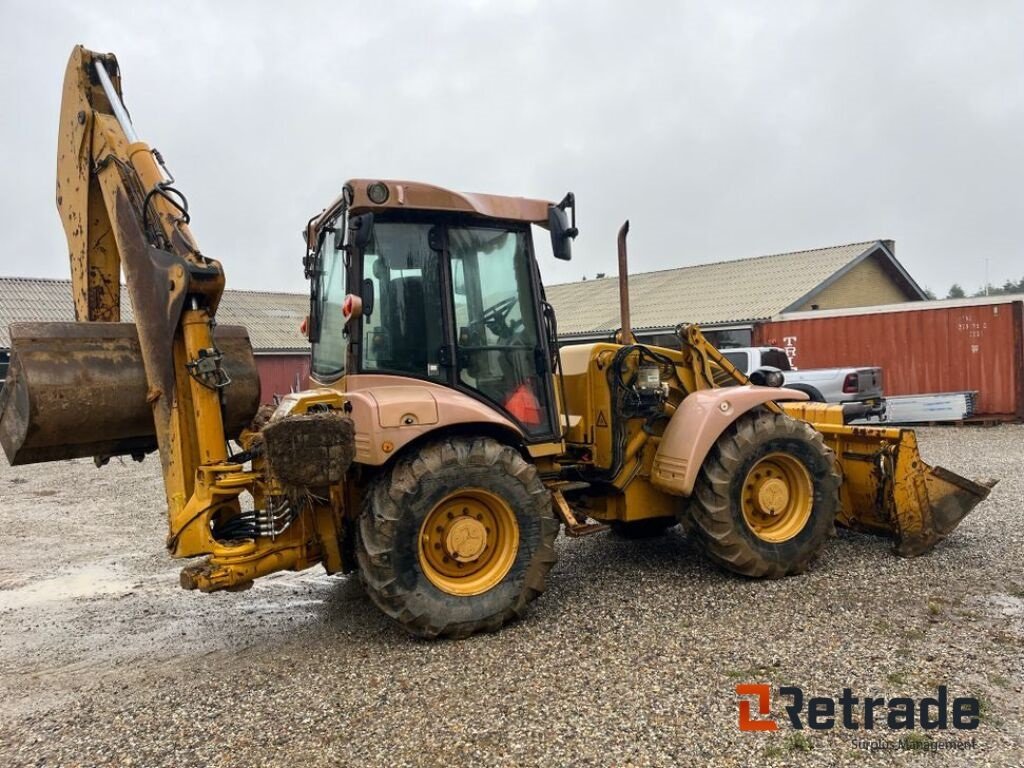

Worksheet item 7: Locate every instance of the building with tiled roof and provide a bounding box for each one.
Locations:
[545,239,925,347]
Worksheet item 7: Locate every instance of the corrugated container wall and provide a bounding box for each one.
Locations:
[254,354,311,405]
[754,300,1024,419]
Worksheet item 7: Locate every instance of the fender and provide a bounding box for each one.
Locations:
[274,377,525,466]
[651,385,809,497]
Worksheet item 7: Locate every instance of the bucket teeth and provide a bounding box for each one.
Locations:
[892,467,996,557]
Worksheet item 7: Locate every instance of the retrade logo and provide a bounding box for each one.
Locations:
[736,684,778,732]
[736,684,980,732]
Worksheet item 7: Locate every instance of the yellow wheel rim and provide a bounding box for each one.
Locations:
[419,489,519,596]
[740,452,814,543]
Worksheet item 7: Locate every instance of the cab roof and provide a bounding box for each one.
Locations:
[310,179,555,236]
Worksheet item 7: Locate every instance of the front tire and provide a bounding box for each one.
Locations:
[683,410,840,578]
[356,437,559,638]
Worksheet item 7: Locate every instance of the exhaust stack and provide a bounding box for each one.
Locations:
[616,220,636,345]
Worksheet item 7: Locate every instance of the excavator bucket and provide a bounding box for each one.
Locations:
[782,403,996,556]
[0,322,261,466]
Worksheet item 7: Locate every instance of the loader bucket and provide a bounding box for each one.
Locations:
[0,322,261,466]
[782,404,996,556]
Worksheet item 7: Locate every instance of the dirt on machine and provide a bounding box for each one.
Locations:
[0,47,997,638]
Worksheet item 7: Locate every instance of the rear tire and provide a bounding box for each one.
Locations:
[356,436,558,639]
[683,410,840,578]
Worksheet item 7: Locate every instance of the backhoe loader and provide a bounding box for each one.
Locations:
[0,47,996,637]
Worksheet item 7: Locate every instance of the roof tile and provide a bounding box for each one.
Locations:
[546,241,881,335]
[0,277,308,352]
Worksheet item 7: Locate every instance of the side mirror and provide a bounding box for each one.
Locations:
[361,277,375,317]
[349,212,374,250]
[548,192,577,261]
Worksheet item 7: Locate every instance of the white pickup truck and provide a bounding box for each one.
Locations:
[721,346,884,405]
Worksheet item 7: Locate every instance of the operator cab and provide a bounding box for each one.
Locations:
[306,180,576,442]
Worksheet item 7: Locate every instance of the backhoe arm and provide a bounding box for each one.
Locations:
[0,47,350,593]
[56,46,233,514]
[1,47,264,555]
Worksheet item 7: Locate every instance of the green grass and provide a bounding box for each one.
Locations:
[784,733,813,752]
[987,673,1012,689]
[886,671,907,685]
[977,695,1003,726]
[902,732,931,750]
[725,665,778,681]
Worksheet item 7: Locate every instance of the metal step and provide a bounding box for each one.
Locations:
[548,487,608,537]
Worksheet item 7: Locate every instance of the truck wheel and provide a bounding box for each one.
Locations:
[791,384,825,403]
[683,410,840,578]
[356,436,558,639]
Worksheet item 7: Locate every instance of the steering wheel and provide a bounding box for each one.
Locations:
[475,296,523,340]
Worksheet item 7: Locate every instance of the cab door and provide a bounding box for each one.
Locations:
[446,225,559,440]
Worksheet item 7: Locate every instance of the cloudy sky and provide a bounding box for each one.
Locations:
[1,1,1021,297]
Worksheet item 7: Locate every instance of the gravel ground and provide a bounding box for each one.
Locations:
[0,425,1021,767]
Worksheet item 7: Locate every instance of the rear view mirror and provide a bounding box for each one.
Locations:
[548,192,577,261]
[349,212,374,250]
[361,278,375,317]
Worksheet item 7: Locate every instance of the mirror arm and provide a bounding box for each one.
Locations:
[558,192,578,239]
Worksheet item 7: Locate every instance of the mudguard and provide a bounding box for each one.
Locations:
[651,385,809,497]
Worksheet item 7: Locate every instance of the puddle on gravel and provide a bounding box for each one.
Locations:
[987,593,1024,621]
[236,571,341,613]
[0,564,135,612]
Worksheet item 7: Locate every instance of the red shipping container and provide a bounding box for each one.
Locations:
[254,354,311,405]
[754,297,1024,419]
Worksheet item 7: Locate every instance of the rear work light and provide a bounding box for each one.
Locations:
[842,372,859,394]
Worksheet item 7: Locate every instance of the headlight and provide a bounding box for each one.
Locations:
[367,182,390,204]
[749,368,785,388]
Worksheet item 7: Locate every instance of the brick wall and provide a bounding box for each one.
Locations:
[796,254,913,310]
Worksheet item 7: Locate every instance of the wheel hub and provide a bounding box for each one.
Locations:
[755,477,790,515]
[445,517,488,562]
[740,452,815,543]
[418,489,519,596]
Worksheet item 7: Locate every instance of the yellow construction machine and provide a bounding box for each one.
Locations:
[0,47,996,637]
